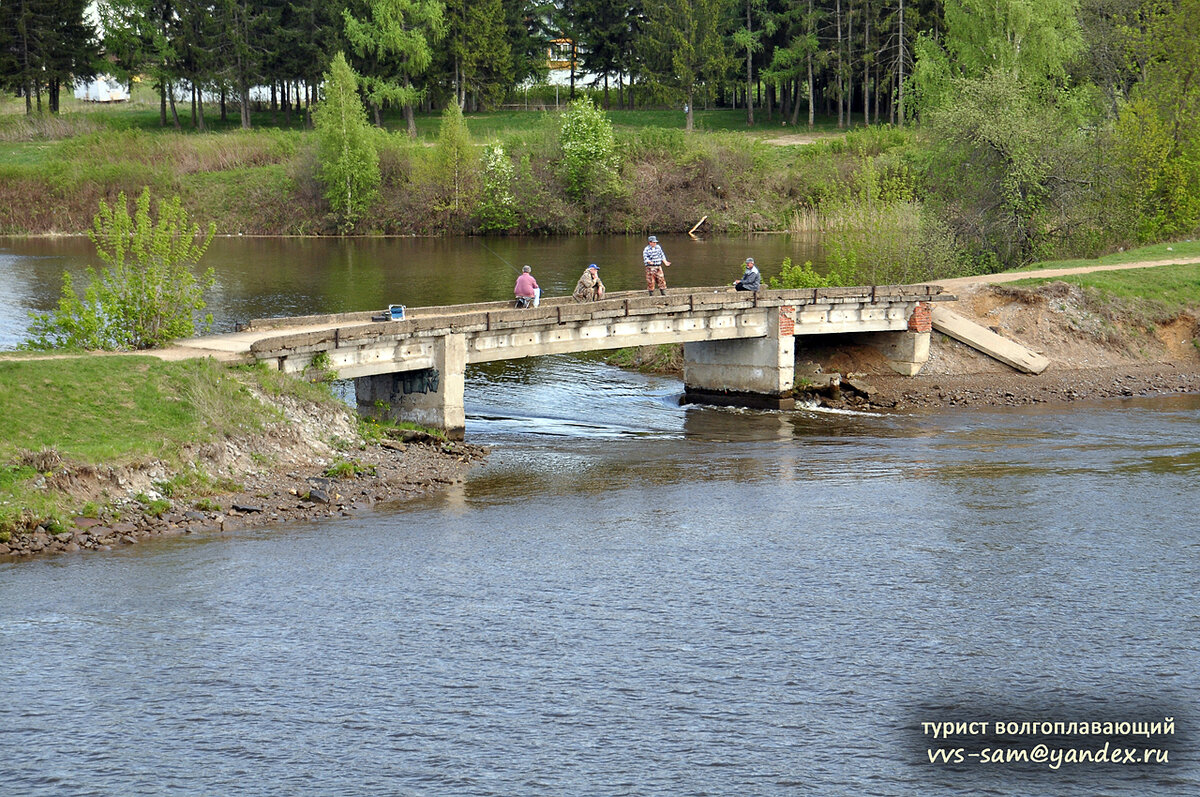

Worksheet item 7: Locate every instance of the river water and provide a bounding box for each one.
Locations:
[1,237,1197,795]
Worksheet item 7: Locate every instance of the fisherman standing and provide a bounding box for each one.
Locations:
[734,257,761,291]
[572,263,606,302]
[642,234,670,296]
[514,264,541,307]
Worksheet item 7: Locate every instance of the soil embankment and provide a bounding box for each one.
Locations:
[810,273,1200,410]
[0,388,487,560]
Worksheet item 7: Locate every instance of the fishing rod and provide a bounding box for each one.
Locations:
[479,239,525,276]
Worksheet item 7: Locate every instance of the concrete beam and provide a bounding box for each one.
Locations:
[932,306,1049,374]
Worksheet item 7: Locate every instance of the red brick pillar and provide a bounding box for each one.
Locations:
[779,306,795,336]
[908,301,932,333]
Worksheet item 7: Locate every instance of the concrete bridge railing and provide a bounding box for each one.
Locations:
[226,284,951,439]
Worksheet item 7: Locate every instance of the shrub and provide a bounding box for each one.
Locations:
[26,188,216,350]
[478,143,518,232]
[768,258,849,289]
[559,96,620,200]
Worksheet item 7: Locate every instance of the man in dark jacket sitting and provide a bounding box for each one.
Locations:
[734,257,761,291]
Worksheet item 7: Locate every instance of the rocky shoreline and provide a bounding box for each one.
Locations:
[811,362,1200,411]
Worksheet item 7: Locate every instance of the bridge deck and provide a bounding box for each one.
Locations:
[175,283,950,367]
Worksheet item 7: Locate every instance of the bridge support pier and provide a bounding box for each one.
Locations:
[682,307,796,409]
[353,334,466,440]
[860,330,931,376]
[856,301,932,376]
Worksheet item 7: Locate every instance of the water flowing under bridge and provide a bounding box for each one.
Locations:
[175,284,951,438]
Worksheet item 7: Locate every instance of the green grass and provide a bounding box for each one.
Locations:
[1010,263,1200,316]
[357,415,447,444]
[1023,240,1200,271]
[604,344,683,373]
[0,355,349,533]
[0,357,309,465]
[0,141,60,167]
[323,458,376,478]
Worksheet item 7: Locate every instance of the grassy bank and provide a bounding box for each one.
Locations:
[0,89,905,237]
[1022,241,1200,271]
[0,356,338,534]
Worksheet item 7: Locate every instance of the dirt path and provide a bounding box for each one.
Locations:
[933,255,1200,291]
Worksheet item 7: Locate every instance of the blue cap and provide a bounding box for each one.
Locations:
[588,263,598,270]
[648,235,658,242]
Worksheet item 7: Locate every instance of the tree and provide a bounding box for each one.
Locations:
[1,0,99,114]
[462,0,514,109]
[573,0,638,108]
[640,0,732,130]
[911,0,1083,115]
[1112,0,1200,240]
[478,143,518,232]
[732,0,775,125]
[343,0,446,136]
[99,0,185,128]
[441,0,513,110]
[218,0,272,128]
[27,189,216,351]
[434,101,475,213]
[559,95,620,200]
[313,52,381,230]
[923,72,1098,267]
[766,0,822,127]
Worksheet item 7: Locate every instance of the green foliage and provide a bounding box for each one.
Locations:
[305,351,339,383]
[921,72,1099,268]
[768,258,849,289]
[912,0,1083,116]
[1114,99,1200,241]
[142,497,172,518]
[314,52,382,231]
[1110,0,1200,242]
[194,497,221,512]
[343,0,446,132]
[603,344,683,374]
[816,157,967,284]
[478,142,518,232]
[456,0,515,110]
[434,102,476,213]
[357,415,446,444]
[559,96,620,201]
[27,188,215,350]
[639,0,731,131]
[324,458,376,478]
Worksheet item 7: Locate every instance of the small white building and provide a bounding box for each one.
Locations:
[74,76,129,103]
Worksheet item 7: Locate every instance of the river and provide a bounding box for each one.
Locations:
[0,237,1197,795]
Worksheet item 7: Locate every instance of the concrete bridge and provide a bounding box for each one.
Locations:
[177,284,952,438]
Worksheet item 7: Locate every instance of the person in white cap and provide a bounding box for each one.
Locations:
[642,234,670,296]
[572,263,606,302]
[734,257,761,291]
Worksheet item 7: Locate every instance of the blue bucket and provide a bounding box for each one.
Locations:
[389,304,406,321]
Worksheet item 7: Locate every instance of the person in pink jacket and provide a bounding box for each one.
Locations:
[514,265,540,308]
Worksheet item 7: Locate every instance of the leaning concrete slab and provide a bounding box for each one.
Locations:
[931,306,1049,374]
